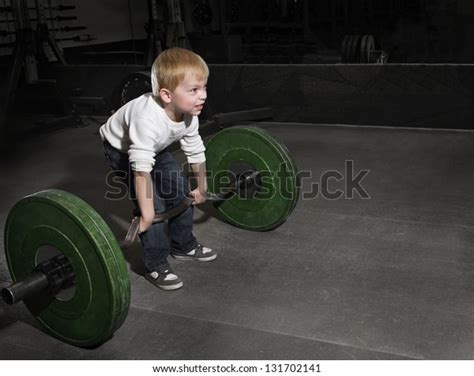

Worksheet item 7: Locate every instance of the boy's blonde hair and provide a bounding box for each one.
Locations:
[151,47,209,96]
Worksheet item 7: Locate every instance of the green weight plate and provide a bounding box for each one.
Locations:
[272,136,300,215]
[249,127,300,217]
[4,189,130,348]
[205,126,299,231]
[234,127,300,211]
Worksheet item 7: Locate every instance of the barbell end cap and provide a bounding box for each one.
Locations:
[1,271,49,305]
[1,287,14,305]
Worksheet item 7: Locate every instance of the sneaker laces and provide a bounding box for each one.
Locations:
[187,244,212,255]
[150,270,178,281]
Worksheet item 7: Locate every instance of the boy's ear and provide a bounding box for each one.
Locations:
[159,88,172,104]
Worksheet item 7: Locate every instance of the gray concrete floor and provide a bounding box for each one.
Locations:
[0,119,473,359]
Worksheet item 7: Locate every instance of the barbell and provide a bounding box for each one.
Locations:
[1,126,299,348]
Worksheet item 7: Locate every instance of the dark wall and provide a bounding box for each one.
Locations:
[207,64,474,129]
[51,63,474,130]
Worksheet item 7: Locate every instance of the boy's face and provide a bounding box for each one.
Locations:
[169,73,207,117]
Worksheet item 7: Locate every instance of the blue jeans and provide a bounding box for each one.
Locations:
[102,140,198,273]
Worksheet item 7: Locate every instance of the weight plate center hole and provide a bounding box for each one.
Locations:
[35,245,77,302]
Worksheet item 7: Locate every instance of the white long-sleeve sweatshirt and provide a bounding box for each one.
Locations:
[99,93,206,172]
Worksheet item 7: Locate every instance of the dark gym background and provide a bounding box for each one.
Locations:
[0,0,473,361]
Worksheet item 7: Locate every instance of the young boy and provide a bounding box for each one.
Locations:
[100,48,216,291]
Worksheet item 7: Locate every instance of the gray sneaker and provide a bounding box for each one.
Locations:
[172,244,217,262]
[144,269,183,290]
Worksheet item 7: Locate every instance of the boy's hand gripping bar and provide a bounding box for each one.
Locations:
[119,171,259,249]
